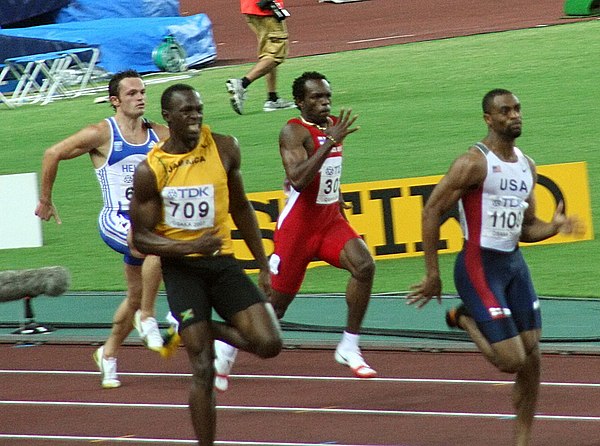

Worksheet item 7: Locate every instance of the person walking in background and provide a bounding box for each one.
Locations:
[129,83,282,445]
[407,89,584,446]
[35,70,167,389]
[226,0,295,114]
[215,71,377,392]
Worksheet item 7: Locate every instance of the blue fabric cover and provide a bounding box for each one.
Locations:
[0,0,69,27]
[56,0,179,23]
[142,0,180,18]
[0,35,90,60]
[0,14,216,74]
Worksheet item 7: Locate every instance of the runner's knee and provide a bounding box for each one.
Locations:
[253,333,282,359]
[352,256,375,283]
[272,303,287,319]
[270,293,294,320]
[495,351,527,374]
[189,348,215,388]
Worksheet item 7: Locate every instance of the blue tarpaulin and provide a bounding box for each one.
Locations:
[0,0,69,27]
[0,14,216,74]
[56,0,179,22]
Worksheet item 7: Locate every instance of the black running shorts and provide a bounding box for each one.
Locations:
[161,255,267,331]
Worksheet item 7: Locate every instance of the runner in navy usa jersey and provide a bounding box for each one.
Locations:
[408,89,584,446]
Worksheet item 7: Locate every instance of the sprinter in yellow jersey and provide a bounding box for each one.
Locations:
[129,84,282,446]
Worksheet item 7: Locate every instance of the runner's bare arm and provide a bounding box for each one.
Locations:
[407,151,486,307]
[35,121,110,223]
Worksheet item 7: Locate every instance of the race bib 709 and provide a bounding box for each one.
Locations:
[162,184,215,230]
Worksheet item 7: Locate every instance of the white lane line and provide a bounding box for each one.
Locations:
[2,369,599,388]
[0,400,187,409]
[347,35,415,44]
[1,400,599,422]
[0,435,375,446]
[0,369,189,378]
[0,435,193,444]
[346,18,600,46]
[232,375,600,388]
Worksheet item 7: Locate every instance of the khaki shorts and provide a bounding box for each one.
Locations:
[245,15,289,63]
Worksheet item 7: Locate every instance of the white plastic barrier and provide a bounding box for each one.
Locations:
[0,173,43,249]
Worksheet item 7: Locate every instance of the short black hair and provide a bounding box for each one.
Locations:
[292,71,328,102]
[482,88,513,113]
[161,83,196,110]
[108,69,141,98]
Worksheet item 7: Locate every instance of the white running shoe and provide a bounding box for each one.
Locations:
[166,311,180,333]
[214,341,238,392]
[263,98,296,112]
[226,78,247,115]
[160,312,181,359]
[134,310,163,352]
[334,348,377,378]
[93,346,121,389]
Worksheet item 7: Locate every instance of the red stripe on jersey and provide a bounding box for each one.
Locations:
[464,242,503,315]
[461,186,483,245]
[462,187,504,316]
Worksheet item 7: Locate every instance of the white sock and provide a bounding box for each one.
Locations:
[215,340,238,361]
[338,331,360,352]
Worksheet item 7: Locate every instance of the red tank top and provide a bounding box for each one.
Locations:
[241,0,285,16]
[277,117,343,231]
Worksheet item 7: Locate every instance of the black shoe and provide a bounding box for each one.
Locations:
[445,304,469,330]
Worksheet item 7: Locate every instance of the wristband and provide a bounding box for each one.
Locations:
[326,134,338,145]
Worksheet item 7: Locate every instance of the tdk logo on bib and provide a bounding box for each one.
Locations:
[167,186,212,199]
[325,164,342,176]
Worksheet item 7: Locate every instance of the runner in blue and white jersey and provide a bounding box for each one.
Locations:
[36,70,170,388]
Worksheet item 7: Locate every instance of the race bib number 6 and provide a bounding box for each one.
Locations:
[162,184,215,230]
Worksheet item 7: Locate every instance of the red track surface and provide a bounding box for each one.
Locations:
[189,0,593,66]
[1,344,600,445]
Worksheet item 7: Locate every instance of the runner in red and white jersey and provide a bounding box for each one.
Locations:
[276,114,344,233]
[214,72,377,386]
